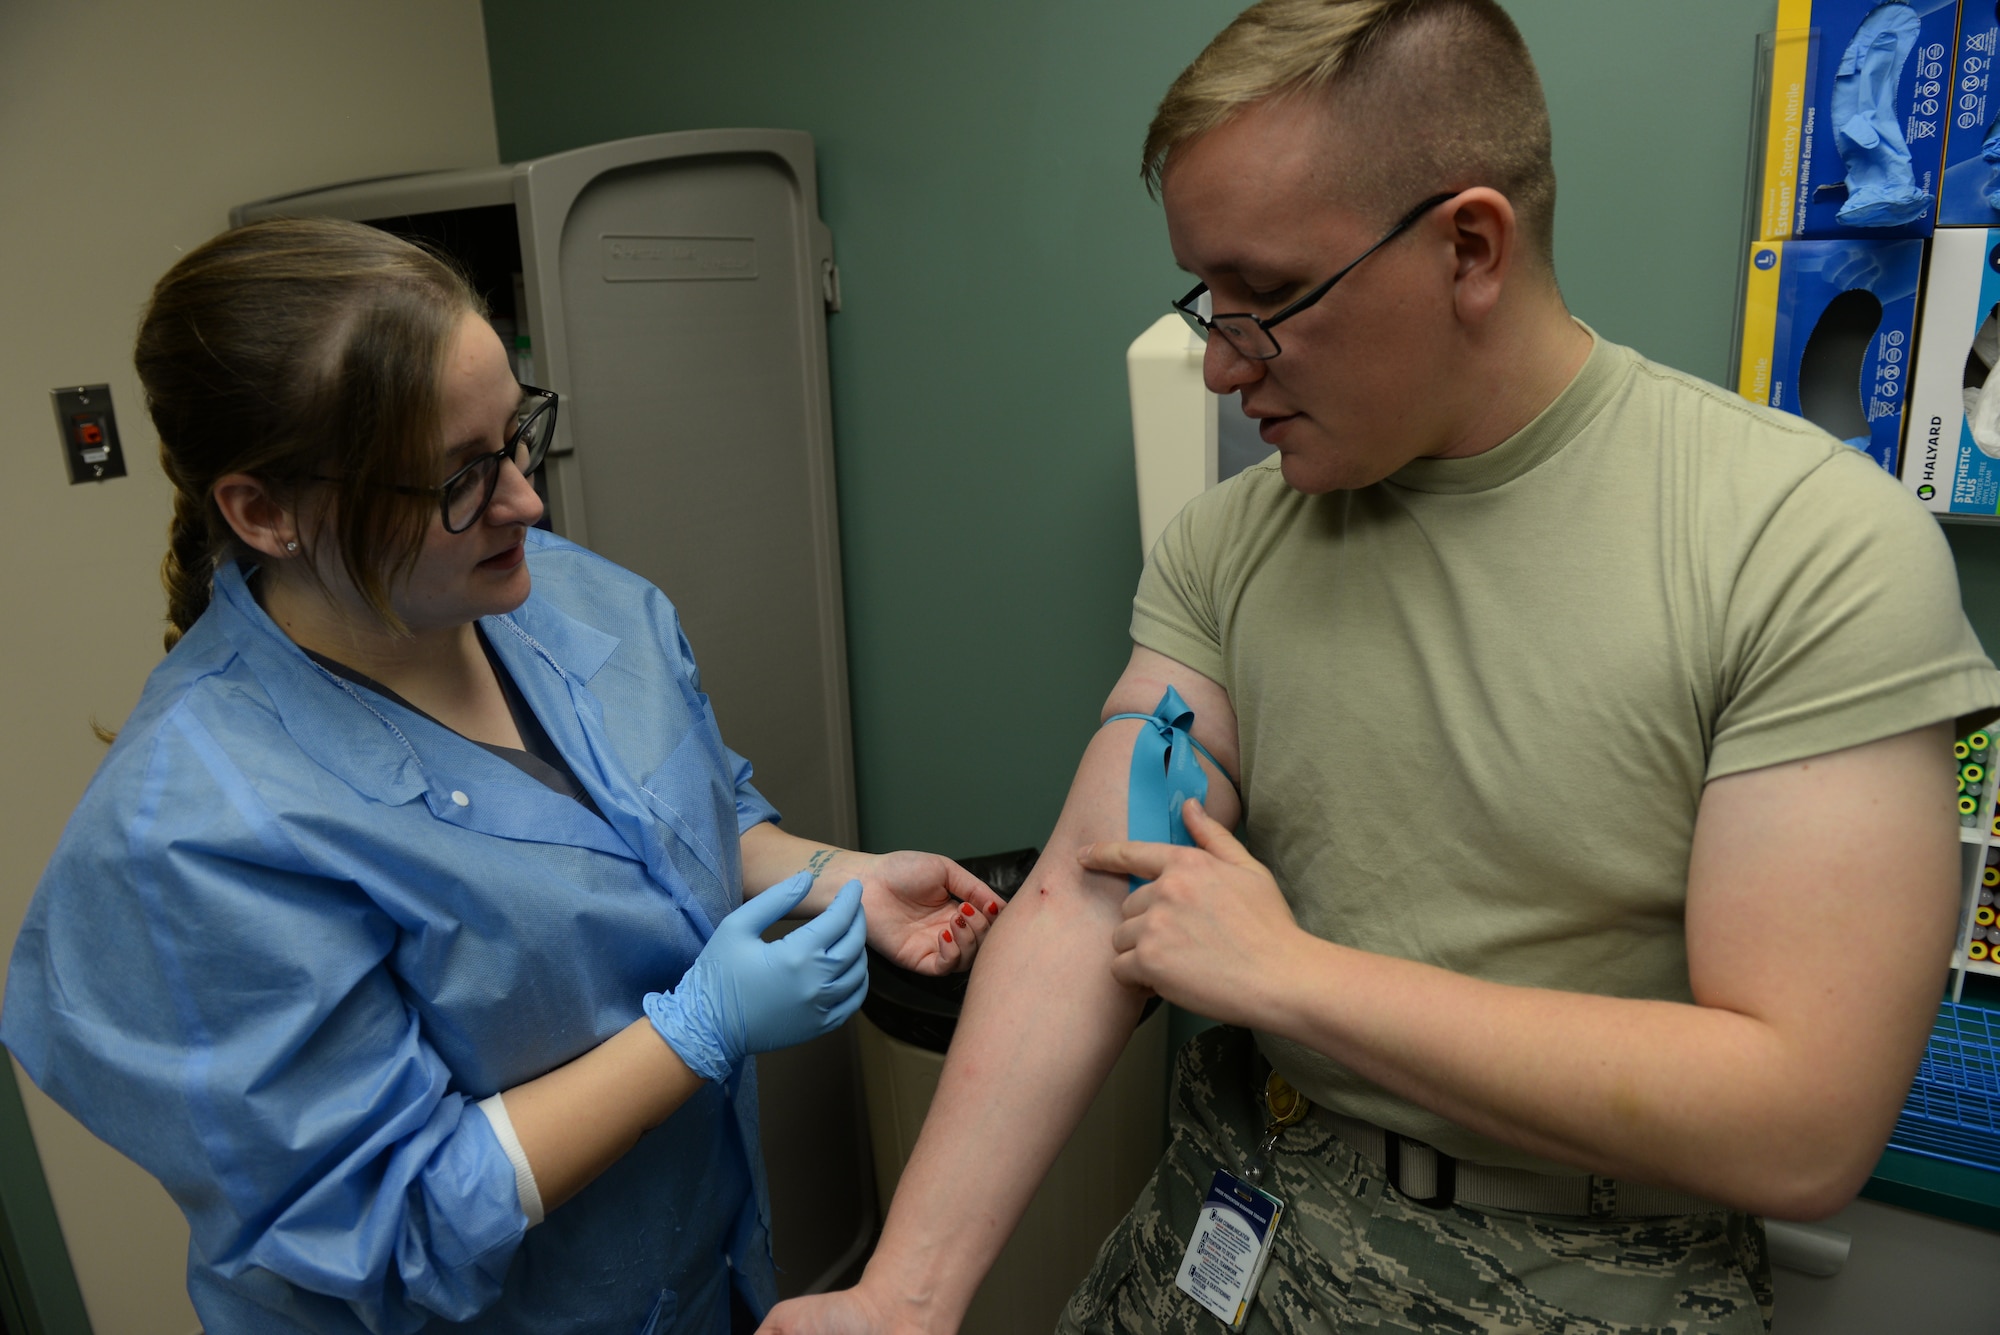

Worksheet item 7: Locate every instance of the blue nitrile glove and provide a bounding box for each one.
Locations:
[1831,2,1933,227]
[644,873,868,1081]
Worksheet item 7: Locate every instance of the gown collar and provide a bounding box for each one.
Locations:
[209,559,621,831]
[207,558,728,938]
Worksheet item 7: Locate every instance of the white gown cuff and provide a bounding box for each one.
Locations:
[476,1093,546,1228]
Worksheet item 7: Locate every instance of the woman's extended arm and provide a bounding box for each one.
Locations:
[501,810,1014,1217]
[507,868,869,1214]
[498,1019,705,1214]
[738,821,1006,975]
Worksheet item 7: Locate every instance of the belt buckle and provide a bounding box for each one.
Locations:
[1381,1129,1458,1209]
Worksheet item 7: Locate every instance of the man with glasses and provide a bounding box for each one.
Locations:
[766,2,1998,1333]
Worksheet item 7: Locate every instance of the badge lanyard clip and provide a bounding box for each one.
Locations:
[1249,1069,1310,1185]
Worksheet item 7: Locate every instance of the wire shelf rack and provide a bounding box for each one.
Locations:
[1890,1002,2000,1174]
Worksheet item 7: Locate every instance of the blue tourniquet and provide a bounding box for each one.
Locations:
[1105,686,1229,891]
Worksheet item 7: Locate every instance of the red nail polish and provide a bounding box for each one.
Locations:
[961,902,975,916]
[986,902,1000,915]
[942,928,953,943]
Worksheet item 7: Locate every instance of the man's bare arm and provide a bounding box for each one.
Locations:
[759,648,1241,1335]
[1089,722,1959,1219]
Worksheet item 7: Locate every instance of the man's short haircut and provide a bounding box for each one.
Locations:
[1142,0,1558,270]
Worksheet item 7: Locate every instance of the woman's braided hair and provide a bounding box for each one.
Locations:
[136,217,482,651]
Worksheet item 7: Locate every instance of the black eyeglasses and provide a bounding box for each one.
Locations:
[317,386,558,533]
[1172,193,1457,361]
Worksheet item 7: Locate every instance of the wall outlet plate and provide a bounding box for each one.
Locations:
[51,385,126,484]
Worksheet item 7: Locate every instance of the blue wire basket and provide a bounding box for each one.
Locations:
[1889,1002,2000,1173]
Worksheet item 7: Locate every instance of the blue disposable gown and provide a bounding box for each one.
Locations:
[2,530,782,1333]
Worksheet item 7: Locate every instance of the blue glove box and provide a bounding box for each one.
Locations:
[1758,0,1958,240]
[1939,3,2000,225]
[1738,237,1926,475]
[1903,227,2000,511]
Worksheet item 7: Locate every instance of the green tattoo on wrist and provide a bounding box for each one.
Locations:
[802,849,836,884]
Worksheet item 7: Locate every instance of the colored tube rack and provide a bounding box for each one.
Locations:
[1973,846,2000,968]
[1956,731,1991,830]
[1889,1002,2000,1175]
[1951,731,2000,989]
[1968,892,1999,962]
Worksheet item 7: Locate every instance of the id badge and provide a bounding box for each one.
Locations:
[1175,1168,1283,1331]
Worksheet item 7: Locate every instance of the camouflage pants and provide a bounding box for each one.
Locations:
[1059,1027,1773,1335]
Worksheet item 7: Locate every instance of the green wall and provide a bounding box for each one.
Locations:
[482,0,2000,854]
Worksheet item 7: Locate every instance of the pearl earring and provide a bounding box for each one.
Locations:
[284,540,299,554]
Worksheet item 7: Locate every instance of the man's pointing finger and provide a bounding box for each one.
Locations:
[1077,839,1173,879]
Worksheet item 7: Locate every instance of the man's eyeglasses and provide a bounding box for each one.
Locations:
[1172,193,1456,361]
[319,386,558,533]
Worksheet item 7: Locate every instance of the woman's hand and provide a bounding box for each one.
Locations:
[644,872,869,1080]
[851,850,1005,976]
[736,824,1005,977]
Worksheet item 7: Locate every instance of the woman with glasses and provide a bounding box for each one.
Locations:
[0,218,1001,1335]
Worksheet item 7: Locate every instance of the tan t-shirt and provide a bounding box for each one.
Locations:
[1131,332,2000,1173]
